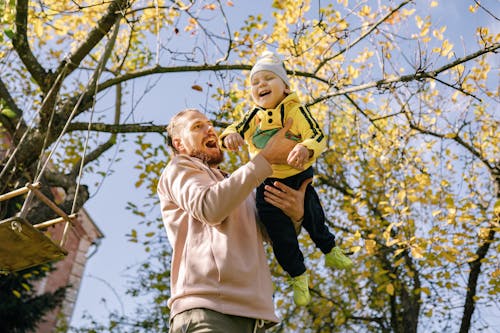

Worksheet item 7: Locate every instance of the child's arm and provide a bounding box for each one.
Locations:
[290,106,327,165]
[220,108,260,151]
[223,133,245,151]
[287,144,311,170]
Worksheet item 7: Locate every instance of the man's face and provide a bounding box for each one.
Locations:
[172,110,223,166]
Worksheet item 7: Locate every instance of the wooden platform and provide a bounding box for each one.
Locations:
[0,216,67,273]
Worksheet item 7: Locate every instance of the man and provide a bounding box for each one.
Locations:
[157,108,309,332]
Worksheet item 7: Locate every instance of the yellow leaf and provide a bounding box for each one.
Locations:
[432,26,446,40]
[347,65,360,79]
[386,283,394,296]
[442,251,456,263]
[354,230,361,240]
[441,39,454,57]
[365,239,376,254]
[204,4,217,10]
[394,257,405,267]
[359,5,371,17]
[479,227,491,239]
[394,248,405,257]
[420,287,431,295]
[431,210,442,217]
[397,190,406,202]
[415,15,423,29]
[467,254,479,262]
[411,245,424,259]
[493,199,500,217]
[350,245,362,253]
[430,1,438,7]
[192,84,203,92]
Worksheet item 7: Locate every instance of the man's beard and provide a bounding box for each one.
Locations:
[190,148,224,166]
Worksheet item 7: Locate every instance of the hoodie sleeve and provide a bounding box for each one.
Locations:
[292,105,327,160]
[158,154,272,226]
[220,108,261,147]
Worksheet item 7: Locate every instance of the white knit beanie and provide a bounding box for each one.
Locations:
[250,51,290,87]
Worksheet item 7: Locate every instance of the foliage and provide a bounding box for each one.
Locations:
[0,265,66,333]
[0,0,498,332]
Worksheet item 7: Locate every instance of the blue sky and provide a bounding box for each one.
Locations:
[70,0,499,330]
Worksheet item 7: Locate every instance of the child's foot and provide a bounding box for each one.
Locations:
[325,246,353,269]
[289,272,311,306]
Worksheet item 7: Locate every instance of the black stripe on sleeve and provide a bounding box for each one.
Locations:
[299,106,324,142]
[235,107,260,137]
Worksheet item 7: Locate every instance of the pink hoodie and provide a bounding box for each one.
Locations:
[157,153,280,325]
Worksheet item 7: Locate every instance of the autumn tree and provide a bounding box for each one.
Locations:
[0,0,498,332]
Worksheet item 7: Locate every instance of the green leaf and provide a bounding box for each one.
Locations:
[4,29,14,39]
[1,107,17,118]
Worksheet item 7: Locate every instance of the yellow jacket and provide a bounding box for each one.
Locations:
[221,93,326,178]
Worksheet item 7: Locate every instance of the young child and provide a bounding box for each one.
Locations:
[221,51,352,306]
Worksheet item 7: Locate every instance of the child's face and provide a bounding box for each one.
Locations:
[250,71,290,109]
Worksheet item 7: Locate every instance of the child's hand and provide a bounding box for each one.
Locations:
[287,144,309,170]
[224,133,245,151]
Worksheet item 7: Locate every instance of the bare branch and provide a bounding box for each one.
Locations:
[315,0,413,73]
[473,0,500,21]
[12,0,48,89]
[67,122,166,134]
[408,121,495,172]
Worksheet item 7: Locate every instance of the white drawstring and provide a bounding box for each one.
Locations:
[253,319,265,333]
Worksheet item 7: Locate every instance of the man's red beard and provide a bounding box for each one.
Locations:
[190,148,224,166]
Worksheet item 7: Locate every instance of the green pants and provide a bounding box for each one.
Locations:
[170,308,266,333]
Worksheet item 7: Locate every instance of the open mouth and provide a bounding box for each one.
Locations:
[205,138,218,148]
[259,90,271,97]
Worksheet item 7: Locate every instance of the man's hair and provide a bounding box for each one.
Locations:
[166,108,202,154]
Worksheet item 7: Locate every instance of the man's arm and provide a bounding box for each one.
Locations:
[160,120,297,225]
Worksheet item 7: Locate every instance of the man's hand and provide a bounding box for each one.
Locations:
[263,178,312,234]
[259,119,296,164]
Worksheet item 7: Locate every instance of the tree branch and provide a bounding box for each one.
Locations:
[12,0,48,90]
[95,63,253,93]
[459,227,497,333]
[408,122,494,172]
[70,139,115,177]
[309,43,500,106]
[67,122,167,134]
[55,0,130,75]
[315,0,413,73]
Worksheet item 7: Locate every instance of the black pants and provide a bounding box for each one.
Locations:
[256,167,336,277]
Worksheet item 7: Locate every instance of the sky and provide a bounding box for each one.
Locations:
[68,0,500,331]
[70,75,199,326]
